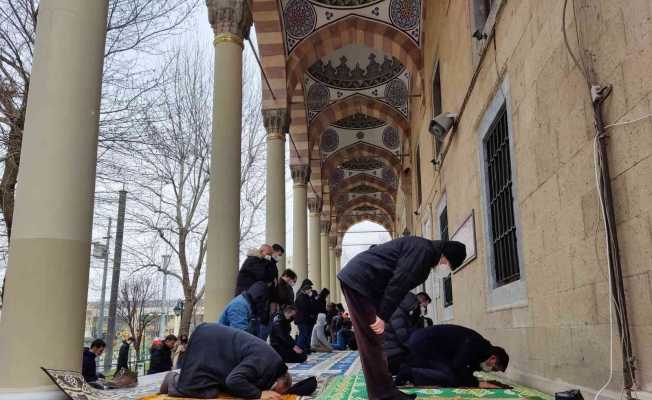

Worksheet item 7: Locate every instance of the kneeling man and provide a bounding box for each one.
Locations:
[396,324,509,388]
[161,323,291,400]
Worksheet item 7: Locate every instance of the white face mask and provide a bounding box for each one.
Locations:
[272,255,280,261]
[480,361,493,372]
[264,255,272,260]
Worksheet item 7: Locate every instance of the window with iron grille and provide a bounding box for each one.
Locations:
[443,274,453,307]
[484,104,520,286]
[439,205,448,242]
[432,63,444,158]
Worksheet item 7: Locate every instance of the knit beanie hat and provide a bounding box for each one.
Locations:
[442,241,467,269]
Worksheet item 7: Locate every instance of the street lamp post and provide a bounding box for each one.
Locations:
[92,217,112,338]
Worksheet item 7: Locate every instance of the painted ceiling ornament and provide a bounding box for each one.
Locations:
[356,131,365,140]
[331,112,386,130]
[341,157,385,171]
[308,53,406,90]
[307,83,331,112]
[284,0,317,38]
[382,126,400,149]
[350,184,378,194]
[382,166,397,187]
[321,128,339,153]
[311,0,382,6]
[330,167,345,185]
[384,78,408,108]
[354,205,377,212]
[389,0,421,31]
[382,192,394,206]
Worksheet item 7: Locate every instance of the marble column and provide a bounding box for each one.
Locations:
[0,0,109,393]
[328,243,337,303]
[335,247,343,304]
[320,222,331,292]
[307,197,322,288]
[204,0,252,322]
[263,109,288,270]
[291,164,310,284]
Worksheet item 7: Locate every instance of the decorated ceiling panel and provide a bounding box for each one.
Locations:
[280,0,423,54]
[304,44,410,120]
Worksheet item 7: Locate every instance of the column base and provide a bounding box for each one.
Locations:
[0,386,65,400]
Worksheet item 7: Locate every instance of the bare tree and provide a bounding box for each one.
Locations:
[0,0,197,240]
[116,274,159,362]
[124,42,266,336]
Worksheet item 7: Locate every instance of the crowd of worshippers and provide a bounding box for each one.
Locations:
[80,238,510,400]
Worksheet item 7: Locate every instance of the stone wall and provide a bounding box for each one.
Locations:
[403,0,652,396]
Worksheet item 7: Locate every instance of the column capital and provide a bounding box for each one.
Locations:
[335,247,343,257]
[329,236,338,249]
[206,0,253,47]
[320,221,331,234]
[263,108,289,140]
[291,164,310,185]
[307,197,322,213]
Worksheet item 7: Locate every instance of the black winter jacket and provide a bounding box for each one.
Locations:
[337,236,442,321]
[117,341,130,371]
[269,312,296,353]
[82,348,100,382]
[176,323,287,399]
[295,290,319,325]
[275,279,295,307]
[235,251,278,296]
[406,324,493,387]
[383,292,421,359]
[148,344,173,374]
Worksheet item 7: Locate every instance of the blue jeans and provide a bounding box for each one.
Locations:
[257,322,271,341]
[297,323,314,353]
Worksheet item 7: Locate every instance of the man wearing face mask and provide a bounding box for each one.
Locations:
[270,305,307,363]
[337,237,466,400]
[395,324,509,388]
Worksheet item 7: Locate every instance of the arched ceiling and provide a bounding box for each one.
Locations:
[254,0,423,237]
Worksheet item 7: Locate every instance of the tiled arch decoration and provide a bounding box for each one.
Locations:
[309,94,409,154]
[336,195,396,221]
[330,174,395,203]
[322,142,400,183]
[286,15,422,94]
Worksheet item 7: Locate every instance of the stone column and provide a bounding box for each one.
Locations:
[0,0,109,393]
[205,0,252,322]
[307,197,322,288]
[320,222,331,292]
[264,109,288,270]
[335,247,343,304]
[291,164,309,284]
[328,242,337,302]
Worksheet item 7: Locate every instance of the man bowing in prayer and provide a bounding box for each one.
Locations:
[160,323,291,400]
[337,236,466,400]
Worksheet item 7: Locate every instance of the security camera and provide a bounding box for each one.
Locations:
[429,112,458,140]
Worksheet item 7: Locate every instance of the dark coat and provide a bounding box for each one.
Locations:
[82,348,100,382]
[295,290,319,325]
[269,312,296,353]
[148,344,173,375]
[406,324,493,387]
[337,236,442,321]
[275,278,295,307]
[384,292,421,359]
[117,341,130,371]
[176,323,287,399]
[235,251,277,296]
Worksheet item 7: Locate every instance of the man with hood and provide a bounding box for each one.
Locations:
[395,324,509,388]
[270,305,307,363]
[384,293,425,374]
[218,282,268,335]
[294,279,318,353]
[311,313,333,353]
[337,236,466,400]
[160,323,291,400]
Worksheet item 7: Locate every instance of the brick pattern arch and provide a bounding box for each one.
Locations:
[330,174,395,203]
[287,15,422,95]
[322,141,401,179]
[337,195,395,221]
[309,94,409,153]
[253,0,289,110]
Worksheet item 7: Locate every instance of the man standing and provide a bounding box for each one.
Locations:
[337,236,466,400]
[396,324,509,388]
[160,323,291,400]
[294,279,318,353]
[275,268,297,307]
[148,334,178,375]
[116,337,134,372]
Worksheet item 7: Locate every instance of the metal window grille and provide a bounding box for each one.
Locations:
[485,104,520,286]
[432,64,444,157]
[443,274,453,307]
[439,205,449,242]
